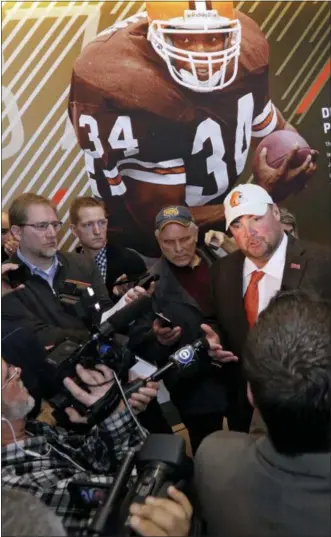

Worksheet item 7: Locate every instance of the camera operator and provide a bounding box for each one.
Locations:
[195,290,331,537]
[1,193,148,349]
[1,357,190,535]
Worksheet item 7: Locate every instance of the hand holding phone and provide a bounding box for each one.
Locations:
[154,312,174,329]
[2,263,28,295]
[137,273,160,290]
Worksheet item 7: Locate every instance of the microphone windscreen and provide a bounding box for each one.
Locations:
[100,295,153,335]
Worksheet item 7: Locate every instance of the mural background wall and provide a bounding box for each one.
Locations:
[2,1,330,251]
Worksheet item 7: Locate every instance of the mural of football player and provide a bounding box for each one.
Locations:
[69,1,317,256]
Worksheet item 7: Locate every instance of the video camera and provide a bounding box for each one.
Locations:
[46,289,154,423]
[69,433,195,537]
[46,281,211,427]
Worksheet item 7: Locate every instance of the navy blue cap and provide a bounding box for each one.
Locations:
[155,206,195,231]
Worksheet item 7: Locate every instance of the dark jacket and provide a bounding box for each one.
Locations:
[2,251,113,347]
[210,235,331,430]
[211,235,331,360]
[104,242,146,295]
[129,249,228,418]
[195,431,331,537]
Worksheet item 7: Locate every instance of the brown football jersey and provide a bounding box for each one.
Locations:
[69,11,276,256]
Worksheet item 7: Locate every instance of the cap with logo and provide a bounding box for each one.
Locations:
[155,206,195,231]
[224,184,274,230]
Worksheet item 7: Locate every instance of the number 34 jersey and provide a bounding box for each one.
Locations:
[69,10,277,255]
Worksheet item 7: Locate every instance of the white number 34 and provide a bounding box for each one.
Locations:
[79,92,254,204]
[79,114,139,158]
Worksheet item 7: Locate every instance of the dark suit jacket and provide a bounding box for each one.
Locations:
[211,235,331,361]
[210,235,331,430]
[195,431,331,537]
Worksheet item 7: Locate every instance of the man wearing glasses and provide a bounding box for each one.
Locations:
[69,197,146,300]
[1,193,144,348]
[1,358,192,536]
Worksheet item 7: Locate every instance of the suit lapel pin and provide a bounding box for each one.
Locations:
[290,263,301,270]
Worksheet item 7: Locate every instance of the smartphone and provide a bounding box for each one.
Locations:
[155,312,174,329]
[114,274,145,286]
[4,264,29,288]
[137,273,160,290]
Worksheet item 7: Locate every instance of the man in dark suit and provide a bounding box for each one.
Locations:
[195,290,331,537]
[69,196,147,299]
[209,183,331,432]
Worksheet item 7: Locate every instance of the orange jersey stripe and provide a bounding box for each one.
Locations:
[118,163,186,176]
[252,109,274,132]
[107,174,123,186]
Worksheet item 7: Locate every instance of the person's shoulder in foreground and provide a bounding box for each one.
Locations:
[194,289,331,537]
[195,429,331,537]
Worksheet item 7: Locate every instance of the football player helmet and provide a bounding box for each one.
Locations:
[147,1,241,93]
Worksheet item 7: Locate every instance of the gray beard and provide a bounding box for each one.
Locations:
[4,395,35,421]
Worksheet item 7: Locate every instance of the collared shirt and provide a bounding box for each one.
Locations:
[2,408,145,535]
[243,233,288,315]
[95,246,107,282]
[17,248,59,291]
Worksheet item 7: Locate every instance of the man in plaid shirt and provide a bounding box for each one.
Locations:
[1,359,192,536]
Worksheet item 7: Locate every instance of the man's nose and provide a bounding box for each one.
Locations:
[46,225,57,237]
[174,240,182,252]
[191,41,207,53]
[92,223,101,235]
[245,223,257,237]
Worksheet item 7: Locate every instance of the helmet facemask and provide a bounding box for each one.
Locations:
[148,12,241,93]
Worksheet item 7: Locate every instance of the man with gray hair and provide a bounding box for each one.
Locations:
[129,205,238,453]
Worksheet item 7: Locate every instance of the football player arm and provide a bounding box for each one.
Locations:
[250,106,297,152]
[251,107,318,200]
[189,204,226,227]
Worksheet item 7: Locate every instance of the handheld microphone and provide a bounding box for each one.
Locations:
[99,295,153,337]
[81,338,210,425]
[123,338,210,398]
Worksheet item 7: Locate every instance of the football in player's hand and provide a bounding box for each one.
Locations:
[252,130,311,172]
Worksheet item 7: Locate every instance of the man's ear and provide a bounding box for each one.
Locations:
[155,230,160,242]
[70,224,78,239]
[10,225,21,242]
[247,382,255,408]
[272,204,281,222]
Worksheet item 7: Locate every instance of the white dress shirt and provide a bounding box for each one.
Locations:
[243,233,288,315]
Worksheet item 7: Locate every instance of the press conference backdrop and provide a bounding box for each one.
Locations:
[2,1,330,251]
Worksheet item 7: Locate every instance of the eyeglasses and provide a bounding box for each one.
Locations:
[21,221,63,232]
[1,365,19,391]
[80,219,108,231]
